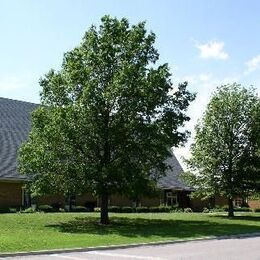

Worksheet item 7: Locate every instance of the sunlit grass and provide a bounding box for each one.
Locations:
[0,212,260,253]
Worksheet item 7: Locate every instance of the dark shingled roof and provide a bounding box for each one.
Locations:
[0,97,38,181]
[0,97,191,191]
[157,150,192,191]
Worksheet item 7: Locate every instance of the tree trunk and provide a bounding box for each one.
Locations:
[228,197,234,217]
[100,193,109,225]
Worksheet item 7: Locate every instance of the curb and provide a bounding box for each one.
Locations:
[1,232,260,258]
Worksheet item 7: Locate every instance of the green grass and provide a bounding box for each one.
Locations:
[0,212,260,253]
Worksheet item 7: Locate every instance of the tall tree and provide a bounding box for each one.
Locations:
[185,83,260,217]
[19,16,195,224]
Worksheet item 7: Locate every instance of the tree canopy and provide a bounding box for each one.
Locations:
[184,83,260,217]
[19,16,195,224]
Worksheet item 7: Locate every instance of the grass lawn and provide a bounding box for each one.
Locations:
[0,212,260,253]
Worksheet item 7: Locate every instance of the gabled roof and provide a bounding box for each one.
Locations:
[0,97,38,180]
[0,97,191,191]
[157,149,192,191]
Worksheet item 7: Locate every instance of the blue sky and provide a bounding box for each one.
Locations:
[1,0,260,165]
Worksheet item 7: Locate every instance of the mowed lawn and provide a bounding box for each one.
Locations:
[1,212,260,253]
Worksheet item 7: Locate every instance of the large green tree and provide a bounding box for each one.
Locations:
[185,84,260,217]
[19,16,195,224]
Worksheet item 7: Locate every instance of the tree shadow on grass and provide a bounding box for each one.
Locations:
[46,216,260,239]
[210,214,260,222]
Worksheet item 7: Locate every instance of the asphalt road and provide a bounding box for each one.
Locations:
[3,236,260,260]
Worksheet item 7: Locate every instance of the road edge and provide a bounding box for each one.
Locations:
[1,232,260,258]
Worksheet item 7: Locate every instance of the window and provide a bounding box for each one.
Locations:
[234,198,243,207]
[166,191,178,206]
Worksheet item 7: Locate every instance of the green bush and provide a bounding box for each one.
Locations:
[161,206,172,212]
[221,206,252,212]
[71,206,89,212]
[9,208,17,213]
[149,206,171,213]
[209,207,225,213]
[108,206,121,213]
[234,207,252,212]
[171,208,184,213]
[202,207,210,213]
[222,205,229,212]
[51,202,62,211]
[148,207,160,213]
[121,206,133,213]
[38,205,54,213]
[184,208,193,213]
[21,207,37,213]
[136,207,149,213]
[254,208,260,212]
[0,208,10,213]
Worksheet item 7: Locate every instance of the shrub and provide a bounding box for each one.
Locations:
[51,202,62,211]
[202,207,210,213]
[171,208,183,213]
[149,206,171,213]
[9,208,17,213]
[221,206,252,212]
[136,207,149,213]
[21,207,36,213]
[234,207,252,212]
[108,206,121,213]
[184,208,193,213]
[222,205,229,212]
[94,207,101,212]
[254,208,260,212]
[0,208,10,213]
[71,206,89,212]
[162,206,171,212]
[149,207,161,213]
[121,206,133,213]
[38,205,54,213]
[210,207,225,213]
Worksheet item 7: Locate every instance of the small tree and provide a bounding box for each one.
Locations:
[185,83,260,217]
[19,16,195,224]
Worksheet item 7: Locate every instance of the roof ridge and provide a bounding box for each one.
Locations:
[0,96,39,106]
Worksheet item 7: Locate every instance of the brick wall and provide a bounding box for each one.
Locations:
[37,194,65,206]
[0,181,23,207]
[248,199,260,209]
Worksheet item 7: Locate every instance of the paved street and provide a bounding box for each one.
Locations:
[3,236,260,260]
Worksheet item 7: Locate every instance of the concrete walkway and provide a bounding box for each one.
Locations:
[3,236,260,260]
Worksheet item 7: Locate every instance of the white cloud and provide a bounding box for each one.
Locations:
[245,55,260,74]
[196,41,229,60]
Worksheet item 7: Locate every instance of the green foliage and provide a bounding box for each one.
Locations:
[183,207,193,213]
[149,206,171,212]
[121,206,134,213]
[38,205,55,212]
[71,206,89,212]
[202,207,210,213]
[108,206,121,213]
[136,206,150,213]
[21,207,37,214]
[0,208,11,213]
[234,207,252,212]
[18,16,194,224]
[249,193,260,200]
[184,84,260,215]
